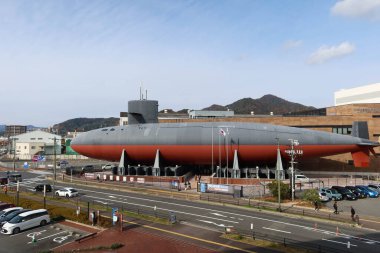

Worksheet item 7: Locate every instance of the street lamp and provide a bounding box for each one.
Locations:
[49,137,58,194]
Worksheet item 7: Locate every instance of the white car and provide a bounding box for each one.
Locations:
[1,209,50,235]
[55,188,79,198]
[102,164,117,171]
[319,192,330,202]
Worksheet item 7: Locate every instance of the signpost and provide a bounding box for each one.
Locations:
[112,208,118,226]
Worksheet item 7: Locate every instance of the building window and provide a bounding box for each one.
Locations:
[332,127,352,135]
[31,146,35,149]
[24,146,27,149]
[38,138,43,140]
[31,138,36,140]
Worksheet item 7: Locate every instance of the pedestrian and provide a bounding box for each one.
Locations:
[351,206,356,221]
[314,200,319,211]
[333,200,338,214]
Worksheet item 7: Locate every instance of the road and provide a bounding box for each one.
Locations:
[3,170,380,253]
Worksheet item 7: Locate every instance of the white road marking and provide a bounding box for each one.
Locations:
[94,200,109,205]
[210,212,227,217]
[26,230,46,238]
[322,238,357,247]
[262,227,291,234]
[86,195,239,224]
[53,233,73,243]
[198,219,234,228]
[76,187,380,244]
[109,196,116,199]
[27,231,67,244]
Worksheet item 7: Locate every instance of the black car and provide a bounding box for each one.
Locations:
[345,186,367,198]
[331,186,357,200]
[34,184,52,192]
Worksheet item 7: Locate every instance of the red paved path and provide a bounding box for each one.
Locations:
[54,225,215,253]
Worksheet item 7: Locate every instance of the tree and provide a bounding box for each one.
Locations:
[267,180,290,200]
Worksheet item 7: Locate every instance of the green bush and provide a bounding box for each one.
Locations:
[302,189,320,203]
[110,243,124,249]
[267,180,290,200]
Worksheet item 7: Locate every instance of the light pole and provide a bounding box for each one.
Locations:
[50,136,58,194]
[218,130,221,183]
[288,139,299,201]
[226,128,229,184]
[211,125,214,178]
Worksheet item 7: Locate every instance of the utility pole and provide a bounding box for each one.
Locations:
[12,126,16,172]
[12,137,16,172]
[288,139,299,202]
[52,136,57,194]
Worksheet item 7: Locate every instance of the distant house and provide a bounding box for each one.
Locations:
[12,130,62,157]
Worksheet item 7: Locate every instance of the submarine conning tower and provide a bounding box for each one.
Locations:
[127,100,158,125]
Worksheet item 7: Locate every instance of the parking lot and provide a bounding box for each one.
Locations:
[0,221,95,253]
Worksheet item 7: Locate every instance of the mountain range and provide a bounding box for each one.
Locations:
[2,95,315,135]
[202,94,315,114]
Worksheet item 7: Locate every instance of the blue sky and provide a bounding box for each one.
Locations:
[1,0,379,126]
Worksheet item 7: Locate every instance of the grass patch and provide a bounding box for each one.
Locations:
[222,234,314,253]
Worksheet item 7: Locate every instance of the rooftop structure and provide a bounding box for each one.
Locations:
[335,83,380,106]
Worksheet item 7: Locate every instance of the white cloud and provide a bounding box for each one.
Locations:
[308,42,355,65]
[283,40,303,50]
[331,0,380,19]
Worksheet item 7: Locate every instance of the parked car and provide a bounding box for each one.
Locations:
[345,186,367,198]
[1,209,50,234]
[102,164,117,171]
[55,188,79,198]
[0,209,30,227]
[367,184,380,193]
[320,187,342,200]
[331,186,357,200]
[0,207,23,219]
[356,185,379,198]
[319,192,330,202]
[34,184,52,192]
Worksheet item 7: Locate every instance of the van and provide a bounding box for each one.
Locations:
[1,209,50,234]
[294,174,319,183]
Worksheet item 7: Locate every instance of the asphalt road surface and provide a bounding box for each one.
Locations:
[3,170,380,253]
